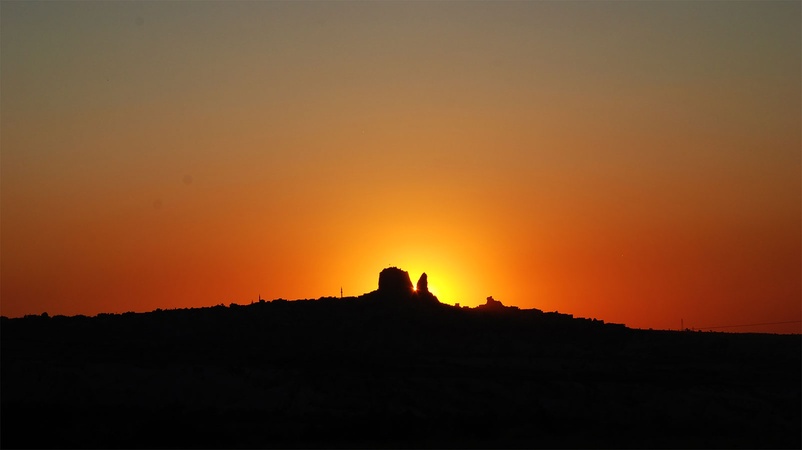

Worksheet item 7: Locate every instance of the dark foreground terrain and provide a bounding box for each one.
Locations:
[2,285,800,448]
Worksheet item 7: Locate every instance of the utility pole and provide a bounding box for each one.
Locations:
[340,287,343,299]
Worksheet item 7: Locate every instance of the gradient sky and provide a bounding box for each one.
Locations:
[2,1,800,333]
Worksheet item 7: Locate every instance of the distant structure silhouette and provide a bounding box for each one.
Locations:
[477,296,510,311]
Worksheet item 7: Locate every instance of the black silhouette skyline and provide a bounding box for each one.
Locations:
[2,266,799,448]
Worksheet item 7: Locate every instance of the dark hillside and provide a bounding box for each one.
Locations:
[2,277,799,448]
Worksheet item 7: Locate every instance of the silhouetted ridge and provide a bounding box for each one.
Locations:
[2,266,799,449]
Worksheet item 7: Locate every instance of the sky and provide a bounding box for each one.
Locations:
[2,1,800,333]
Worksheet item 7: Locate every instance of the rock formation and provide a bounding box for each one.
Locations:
[416,273,429,294]
[373,267,439,304]
[415,272,439,303]
[377,267,414,297]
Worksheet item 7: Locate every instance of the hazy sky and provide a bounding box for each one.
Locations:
[2,1,800,333]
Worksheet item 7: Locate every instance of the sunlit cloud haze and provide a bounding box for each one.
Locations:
[2,1,800,333]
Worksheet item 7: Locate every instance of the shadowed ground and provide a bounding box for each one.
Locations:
[2,290,799,448]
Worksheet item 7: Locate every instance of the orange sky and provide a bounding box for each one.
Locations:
[2,1,800,333]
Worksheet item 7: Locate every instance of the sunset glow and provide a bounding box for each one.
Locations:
[1,1,799,333]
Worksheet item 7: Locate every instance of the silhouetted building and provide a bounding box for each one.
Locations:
[477,296,507,311]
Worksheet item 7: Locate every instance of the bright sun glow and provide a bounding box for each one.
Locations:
[352,238,479,307]
[426,283,438,297]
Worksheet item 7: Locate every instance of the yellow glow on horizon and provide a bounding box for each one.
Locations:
[1,1,799,334]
